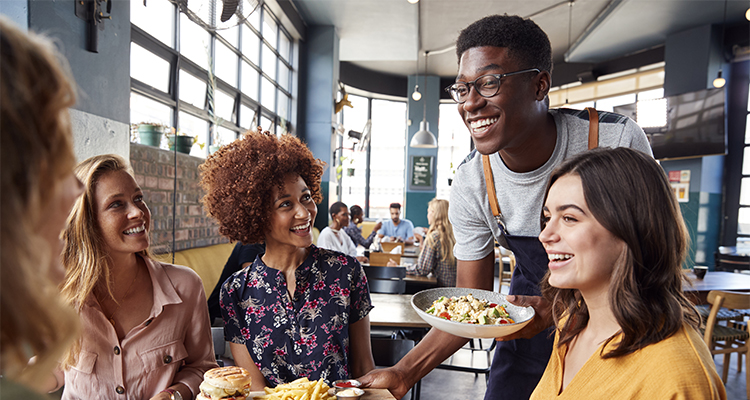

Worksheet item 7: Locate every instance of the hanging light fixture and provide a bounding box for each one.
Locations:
[410,50,438,148]
[562,0,574,107]
[412,54,422,101]
[407,0,419,3]
[713,0,728,88]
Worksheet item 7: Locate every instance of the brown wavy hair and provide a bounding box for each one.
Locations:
[0,17,79,385]
[424,199,455,264]
[200,128,326,244]
[540,147,700,359]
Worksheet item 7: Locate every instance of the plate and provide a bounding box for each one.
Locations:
[411,287,535,339]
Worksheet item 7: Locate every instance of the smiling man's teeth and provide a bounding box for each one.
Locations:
[470,118,498,130]
[291,222,310,231]
[124,225,145,235]
[548,253,573,261]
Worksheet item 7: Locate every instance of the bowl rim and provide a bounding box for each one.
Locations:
[411,287,534,328]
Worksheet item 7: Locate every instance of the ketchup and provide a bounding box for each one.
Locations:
[336,381,356,388]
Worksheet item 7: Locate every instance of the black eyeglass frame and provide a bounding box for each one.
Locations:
[444,68,541,104]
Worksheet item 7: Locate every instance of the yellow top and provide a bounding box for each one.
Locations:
[531,322,726,399]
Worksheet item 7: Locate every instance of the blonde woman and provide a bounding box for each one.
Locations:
[53,155,217,400]
[0,17,83,398]
[409,199,457,287]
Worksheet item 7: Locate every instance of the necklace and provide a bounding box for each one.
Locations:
[106,265,140,327]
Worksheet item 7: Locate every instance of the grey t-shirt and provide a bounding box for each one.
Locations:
[449,108,653,262]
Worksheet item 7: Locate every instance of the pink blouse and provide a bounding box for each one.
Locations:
[57,256,218,399]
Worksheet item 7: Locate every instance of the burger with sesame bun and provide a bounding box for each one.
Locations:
[196,366,253,400]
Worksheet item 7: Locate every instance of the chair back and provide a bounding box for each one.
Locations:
[704,291,750,341]
[381,242,404,254]
[363,265,407,294]
[211,326,226,366]
[368,278,407,294]
[363,265,406,280]
[369,252,401,266]
[715,252,750,272]
[371,337,415,366]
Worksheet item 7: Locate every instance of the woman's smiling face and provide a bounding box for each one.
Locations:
[265,174,317,250]
[539,174,625,296]
[94,169,151,258]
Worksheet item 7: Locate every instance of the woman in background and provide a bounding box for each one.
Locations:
[408,199,457,287]
[317,201,368,263]
[0,16,83,398]
[55,154,217,400]
[531,147,724,399]
[201,128,375,390]
[344,205,382,249]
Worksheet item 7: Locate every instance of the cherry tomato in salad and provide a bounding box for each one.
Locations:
[439,312,451,320]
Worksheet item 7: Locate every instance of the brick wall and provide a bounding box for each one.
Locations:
[130,143,229,254]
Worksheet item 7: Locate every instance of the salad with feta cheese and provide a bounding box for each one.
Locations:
[425,294,515,325]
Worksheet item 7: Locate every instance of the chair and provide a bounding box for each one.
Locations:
[369,252,401,267]
[715,252,750,272]
[702,290,750,399]
[371,337,420,400]
[364,266,408,339]
[435,339,495,384]
[211,326,228,367]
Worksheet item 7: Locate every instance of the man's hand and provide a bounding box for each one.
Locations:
[374,221,383,231]
[357,367,411,399]
[496,295,554,341]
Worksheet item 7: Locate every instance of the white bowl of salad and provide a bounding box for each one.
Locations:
[411,287,535,339]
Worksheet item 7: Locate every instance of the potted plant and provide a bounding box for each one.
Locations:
[133,122,167,147]
[166,128,199,155]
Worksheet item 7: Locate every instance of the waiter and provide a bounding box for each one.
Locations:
[359,14,651,399]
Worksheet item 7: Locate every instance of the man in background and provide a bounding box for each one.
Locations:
[377,202,414,244]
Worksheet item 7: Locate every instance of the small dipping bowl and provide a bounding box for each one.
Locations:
[332,379,361,393]
[694,266,708,280]
[335,387,364,400]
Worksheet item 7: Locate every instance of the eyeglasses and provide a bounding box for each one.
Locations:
[444,68,541,104]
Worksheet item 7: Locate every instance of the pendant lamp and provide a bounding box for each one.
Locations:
[410,51,437,148]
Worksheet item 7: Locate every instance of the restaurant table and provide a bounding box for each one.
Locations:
[683,270,750,304]
[369,293,430,328]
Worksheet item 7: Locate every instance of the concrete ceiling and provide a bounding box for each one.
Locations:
[292,0,749,81]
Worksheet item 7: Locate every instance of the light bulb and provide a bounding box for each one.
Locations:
[713,70,725,88]
[411,85,422,101]
[746,7,750,21]
[407,0,419,3]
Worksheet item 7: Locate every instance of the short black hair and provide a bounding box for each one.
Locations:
[330,201,348,217]
[350,205,363,217]
[389,203,401,210]
[455,14,552,73]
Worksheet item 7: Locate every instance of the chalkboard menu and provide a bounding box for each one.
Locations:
[410,156,434,190]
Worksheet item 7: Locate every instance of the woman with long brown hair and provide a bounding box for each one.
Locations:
[410,199,457,287]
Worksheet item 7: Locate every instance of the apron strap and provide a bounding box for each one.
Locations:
[481,108,601,227]
[586,107,599,150]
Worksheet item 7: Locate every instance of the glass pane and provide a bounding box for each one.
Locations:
[131,0,174,47]
[746,114,750,145]
[130,92,172,148]
[241,24,260,65]
[278,32,290,62]
[260,115,273,133]
[215,90,235,122]
[739,207,750,235]
[436,103,472,201]
[179,69,207,108]
[569,101,595,109]
[217,126,238,146]
[178,111,209,158]
[339,95,369,212]
[186,0,211,25]
[595,93,636,112]
[240,104,257,130]
[278,62,290,91]
[637,98,667,128]
[369,99,406,219]
[276,89,289,121]
[215,41,238,87]
[180,13,210,70]
[262,44,276,81]
[130,43,170,93]
[260,77,275,111]
[241,62,259,100]
[248,6,261,31]
[638,88,664,101]
[262,11,277,48]
[741,177,750,206]
[218,25,239,49]
[745,147,750,175]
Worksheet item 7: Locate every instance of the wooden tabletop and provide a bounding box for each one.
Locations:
[369,293,430,328]
[683,270,750,304]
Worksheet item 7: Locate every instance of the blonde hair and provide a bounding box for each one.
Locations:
[0,17,79,385]
[60,154,150,368]
[424,199,456,264]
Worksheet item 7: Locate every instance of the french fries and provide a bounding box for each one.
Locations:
[253,377,337,400]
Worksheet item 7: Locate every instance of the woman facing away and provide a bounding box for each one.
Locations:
[200,128,375,390]
[317,201,368,263]
[53,155,217,400]
[0,16,83,398]
[530,147,725,399]
[408,199,457,287]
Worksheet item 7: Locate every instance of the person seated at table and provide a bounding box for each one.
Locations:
[200,128,375,390]
[344,205,382,249]
[0,17,83,398]
[530,147,725,399]
[377,202,415,244]
[207,241,265,325]
[317,201,368,263]
[406,199,457,287]
[54,155,217,400]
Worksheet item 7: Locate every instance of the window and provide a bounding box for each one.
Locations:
[739,83,750,240]
[130,1,295,158]
[436,103,472,200]
[369,100,407,219]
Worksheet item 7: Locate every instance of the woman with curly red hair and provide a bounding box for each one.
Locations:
[200,129,375,390]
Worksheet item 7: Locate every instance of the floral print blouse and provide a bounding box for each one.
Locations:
[220,245,373,386]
